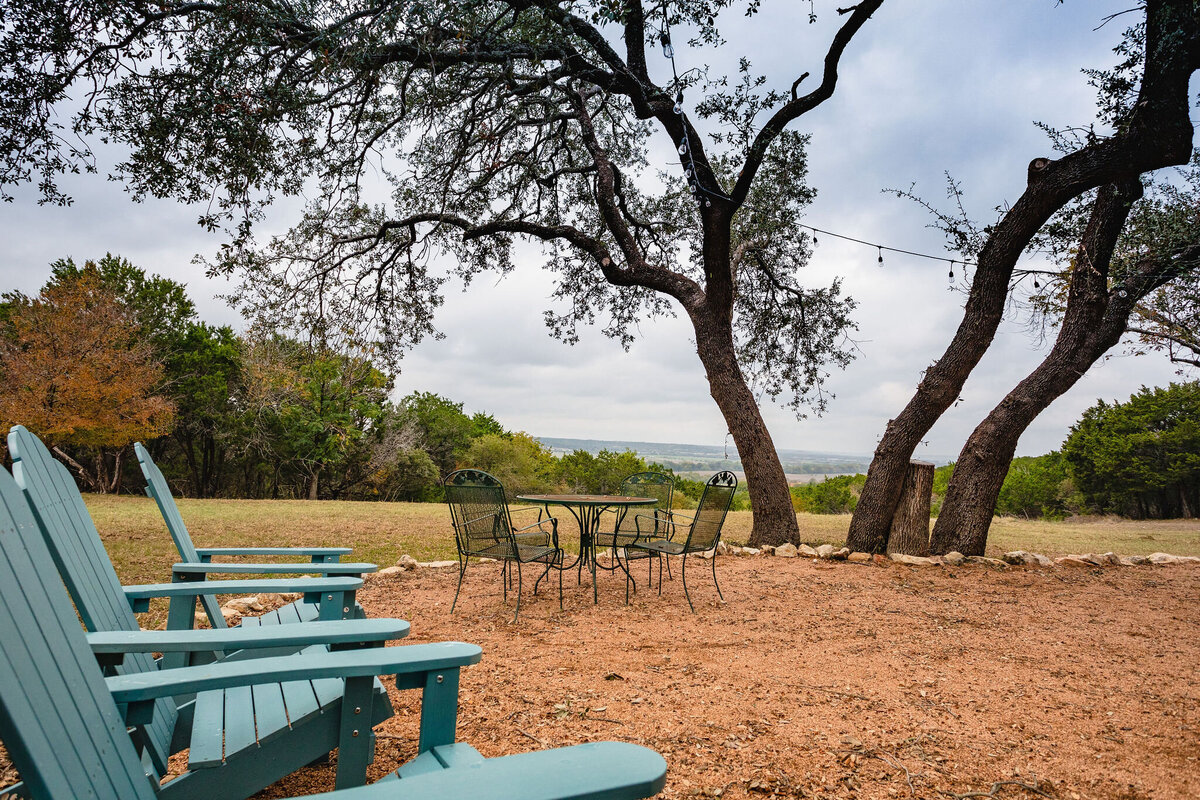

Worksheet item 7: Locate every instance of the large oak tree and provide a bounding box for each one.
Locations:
[847,0,1200,554]
[1,0,883,544]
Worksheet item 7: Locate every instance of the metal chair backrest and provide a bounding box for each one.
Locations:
[0,464,158,800]
[444,469,514,557]
[616,472,674,535]
[681,471,738,553]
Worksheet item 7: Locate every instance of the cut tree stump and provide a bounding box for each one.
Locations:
[886,460,934,556]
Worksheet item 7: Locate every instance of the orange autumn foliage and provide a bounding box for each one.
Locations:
[0,268,175,449]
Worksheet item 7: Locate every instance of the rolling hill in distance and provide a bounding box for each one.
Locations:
[536,436,882,483]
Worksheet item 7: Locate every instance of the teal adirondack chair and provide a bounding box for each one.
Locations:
[0,464,669,800]
[8,426,376,640]
[0,462,490,798]
[134,441,376,628]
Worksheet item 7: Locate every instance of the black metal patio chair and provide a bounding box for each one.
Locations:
[625,471,738,612]
[598,471,674,548]
[444,469,563,621]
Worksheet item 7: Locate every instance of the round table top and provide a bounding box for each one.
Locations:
[516,494,658,507]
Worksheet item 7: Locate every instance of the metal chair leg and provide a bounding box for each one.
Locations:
[681,554,694,613]
[712,552,724,601]
[451,558,467,612]
[558,551,564,609]
[513,561,523,622]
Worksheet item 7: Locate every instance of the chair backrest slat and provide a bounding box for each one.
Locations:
[7,426,178,773]
[135,442,225,628]
[443,470,513,557]
[683,471,737,552]
[0,465,155,800]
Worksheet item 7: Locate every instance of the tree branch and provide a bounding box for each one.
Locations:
[730,0,886,206]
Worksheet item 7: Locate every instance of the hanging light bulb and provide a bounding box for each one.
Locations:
[877,246,884,266]
[1117,288,1128,298]
[673,91,684,115]
[678,140,688,155]
[1033,278,1040,289]
[704,198,712,207]
[660,32,674,59]
[948,261,955,283]
[812,229,818,246]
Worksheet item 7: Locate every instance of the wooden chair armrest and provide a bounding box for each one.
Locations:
[106,642,482,704]
[171,561,376,576]
[88,619,409,659]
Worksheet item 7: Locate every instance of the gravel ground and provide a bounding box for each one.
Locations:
[249,555,1200,800]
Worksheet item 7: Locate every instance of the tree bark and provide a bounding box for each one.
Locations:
[886,460,933,556]
[307,471,319,501]
[846,0,1200,554]
[690,306,799,547]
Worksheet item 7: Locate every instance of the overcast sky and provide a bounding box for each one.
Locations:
[1,1,1191,461]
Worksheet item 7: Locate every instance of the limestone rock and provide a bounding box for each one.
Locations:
[1098,552,1122,566]
[943,551,965,566]
[831,547,851,561]
[397,554,420,570]
[1002,550,1053,567]
[376,566,404,577]
[890,553,935,566]
[1119,555,1150,566]
[1055,556,1095,568]
[797,544,819,558]
[221,596,261,614]
[419,560,459,569]
[964,556,1008,569]
[478,557,498,564]
[1148,552,1200,565]
[716,541,734,555]
[220,607,240,623]
[698,548,716,560]
[741,547,761,556]
[847,552,871,563]
[775,543,799,558]
[815,544,836,559]
[759,545,775,555]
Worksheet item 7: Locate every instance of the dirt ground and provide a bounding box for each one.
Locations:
[250,555,1200,800]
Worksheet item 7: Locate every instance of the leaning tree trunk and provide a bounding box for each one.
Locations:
[846,0,1200,555]
[932,183,1200,555]
[691,307,799,547]
[932,312,1133,554]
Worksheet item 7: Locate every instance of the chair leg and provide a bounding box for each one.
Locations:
[681,554,694,613]
[558,551,564,610]
[712,553,724,602]
[451,558,467,613]
[534,560,552,595]
[501,561,508,602]
[513,561,524,622]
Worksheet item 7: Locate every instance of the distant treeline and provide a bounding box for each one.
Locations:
[791,382,1200,520]
[0,256,749,506]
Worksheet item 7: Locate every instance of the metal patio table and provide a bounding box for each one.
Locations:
[515,494,657,604]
